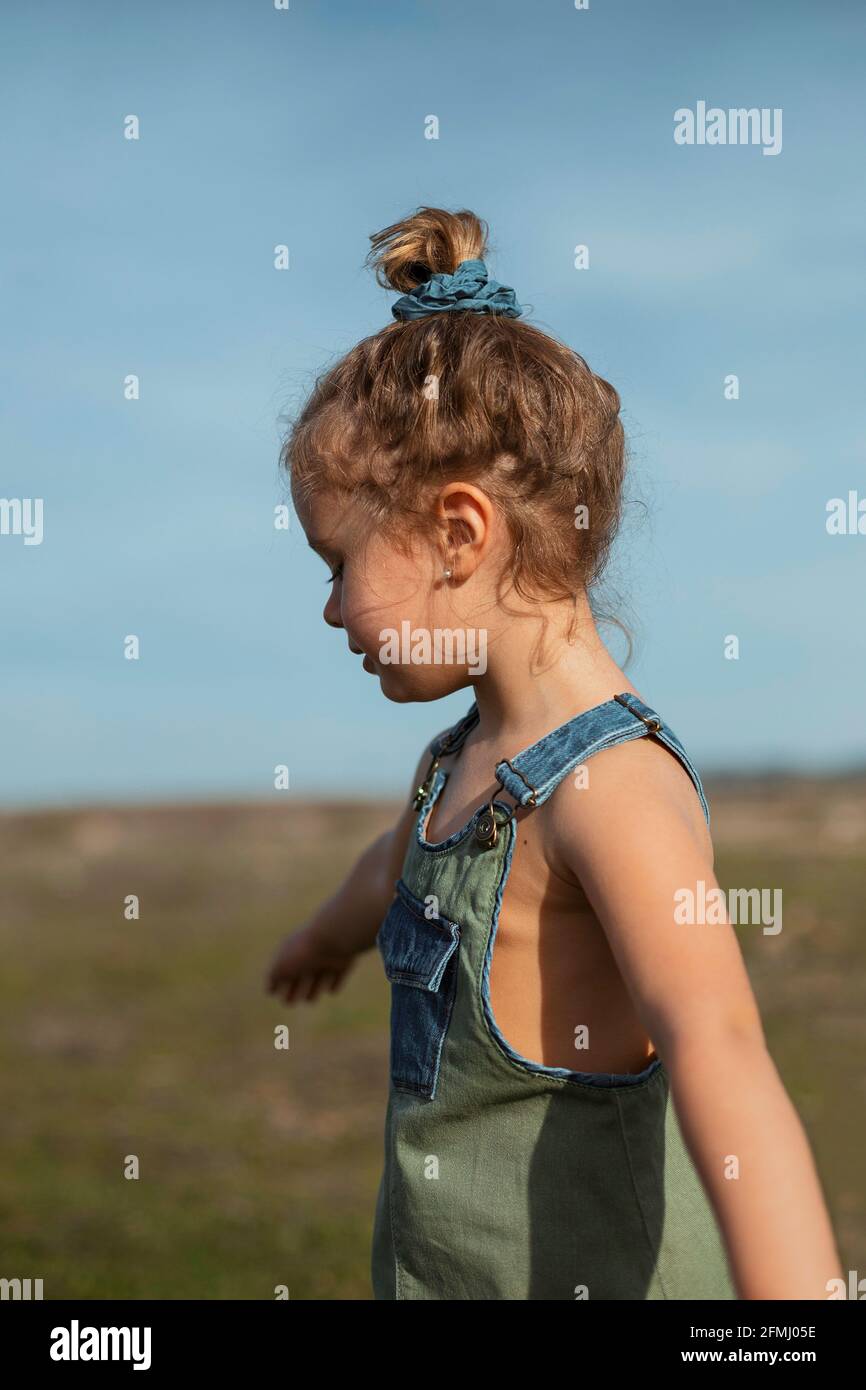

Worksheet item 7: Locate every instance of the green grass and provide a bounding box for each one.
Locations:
[0,783,863,1297]
[0,802,396,1300]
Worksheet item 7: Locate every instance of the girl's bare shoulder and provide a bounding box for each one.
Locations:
[542,731,715,879]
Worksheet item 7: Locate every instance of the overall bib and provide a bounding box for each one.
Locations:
[371,691,738,1300]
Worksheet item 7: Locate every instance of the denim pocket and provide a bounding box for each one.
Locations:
[375,879,461,1100]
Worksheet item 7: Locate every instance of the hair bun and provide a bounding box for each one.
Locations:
[366,206,489,295]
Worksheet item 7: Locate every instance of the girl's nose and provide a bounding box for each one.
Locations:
[323,587,343,629]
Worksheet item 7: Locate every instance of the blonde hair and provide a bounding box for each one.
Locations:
[281,206,629,640]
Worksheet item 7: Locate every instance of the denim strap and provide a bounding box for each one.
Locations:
[430,703,480,759]
[493,692,710,826]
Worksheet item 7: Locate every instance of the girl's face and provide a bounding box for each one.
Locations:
[296,487,483,703]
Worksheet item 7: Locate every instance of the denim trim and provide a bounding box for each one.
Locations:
[494,694,711,828]
[394,875,459,931]
[416,769,516,856]
[378,879,461,1101]
[652,730,711,828]
[493,694,627,804]
[418,695,711,850]
[497,721,647,806]
[478,819,664,1091]
[430,702,479,759]
[387,878,460,990]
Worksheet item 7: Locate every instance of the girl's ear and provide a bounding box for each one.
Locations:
[435,482,494,580]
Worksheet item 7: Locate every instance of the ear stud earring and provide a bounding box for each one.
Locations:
[442,567,452,579]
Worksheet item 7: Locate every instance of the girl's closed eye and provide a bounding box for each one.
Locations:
[325,562,343,584]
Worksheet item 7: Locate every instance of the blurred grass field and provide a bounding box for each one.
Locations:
[1,778,864,1299]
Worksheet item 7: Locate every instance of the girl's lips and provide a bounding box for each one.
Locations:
[362,653,375,671]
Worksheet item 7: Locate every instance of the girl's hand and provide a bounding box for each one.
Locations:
[264,922,360,1004]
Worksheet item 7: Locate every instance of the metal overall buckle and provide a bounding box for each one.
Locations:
[474,801,501,848]
[474,762,537,849]
[411,725,463,810]
[613,692,661,733]
[412,754,440,811]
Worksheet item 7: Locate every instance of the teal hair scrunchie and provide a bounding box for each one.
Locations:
[390,257,525,321]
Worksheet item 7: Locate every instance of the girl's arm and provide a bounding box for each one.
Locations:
[265,733,446,1000]
[311,731,447,955]
[306,817,410,959]
[547,736,844,1300]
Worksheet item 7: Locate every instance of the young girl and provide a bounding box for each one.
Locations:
[265,206,843,1300]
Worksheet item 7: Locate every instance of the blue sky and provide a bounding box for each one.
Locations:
[2,0,865,806]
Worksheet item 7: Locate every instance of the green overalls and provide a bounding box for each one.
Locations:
[371,691,738,1300]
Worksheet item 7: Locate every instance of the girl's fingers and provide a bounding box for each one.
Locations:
[267,958,294,993]
[306,970,344,1001]
[281,975,302,1004]
[274,972,311,1004]
[303,971,326,1002]
[271,964,350,1004]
